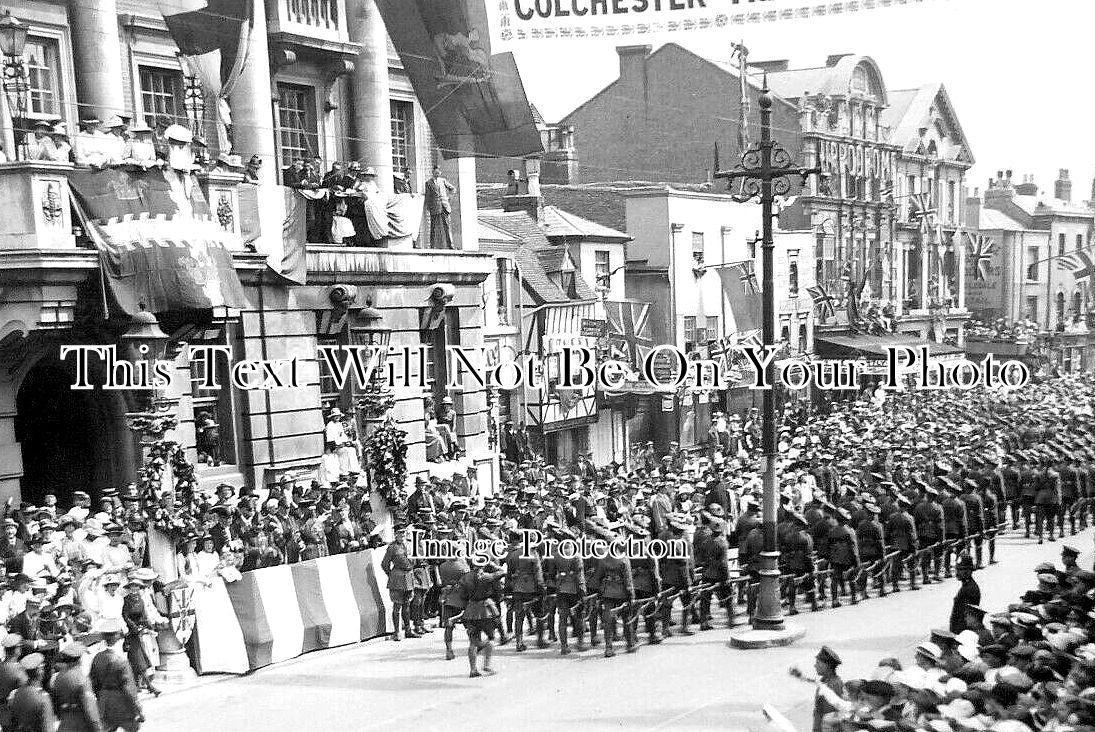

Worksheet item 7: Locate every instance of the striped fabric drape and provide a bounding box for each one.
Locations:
[192,549,391,674]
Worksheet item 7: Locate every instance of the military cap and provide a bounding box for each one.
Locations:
[1063,545,1081,558]
[930,629,957,647]
[19,653,44,671]
[816,646,842,667]
[58,642,86,660]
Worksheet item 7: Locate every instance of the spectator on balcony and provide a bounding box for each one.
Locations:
[425,164,456,249]
[151,116,171,161]
[243,155,262,184]
[282,157,307,188]
[48,123,72,163]
[25,120,58,162]
[121,124,160,171]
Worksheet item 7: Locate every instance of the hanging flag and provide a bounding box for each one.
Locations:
[965,232,995,282]
[716,261,761,333]
[909,193,937,235]
[69,167,248,315]
[1069,251,1095,283]
[1057,252,1080,272]
[158,0,255,151]
[375,0,543,160]
[603,300,653,369]
[806,283,836,319]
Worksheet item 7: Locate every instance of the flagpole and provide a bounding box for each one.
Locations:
[715,74,824,648]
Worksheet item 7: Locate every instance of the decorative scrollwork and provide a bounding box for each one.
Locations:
[739,147,763,171]
[772,176,793,197]
[771,146,793,169]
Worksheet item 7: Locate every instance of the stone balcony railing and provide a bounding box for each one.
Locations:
[269,0,349,42]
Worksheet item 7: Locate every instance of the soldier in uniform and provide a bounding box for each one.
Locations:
[827,508,859,608]
[88,619,142,732]
[779,512,814,614]
[940,479,968,575]
[627,522,662,645]
[997,454,1021,529]
[959,479,986,568]
[436,529,469,661]
[505,530,545,652]
[1018,454,1038,537]
[811,646,846,732]
[1058,454,1079,536]
[409,519,436,636]
[549,525,586,655]
[1034,455,1062,544]
[976,478,1000,565]
[913,484,944,583]
[458,562,505,678]
[7,652,56,732]
[49,641,102,732]
[591,525,635,658]
[658,513,695,637]
[379,525,419,641]
[855,503,886,595]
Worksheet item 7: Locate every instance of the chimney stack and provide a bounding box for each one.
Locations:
[1055,169,1072,202]
[1015,174,1038,196]
[616,45,651,99]
[502,157,544,221]
[966,188,982,230]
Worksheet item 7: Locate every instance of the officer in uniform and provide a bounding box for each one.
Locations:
[627,521,662,645]
[1018,454,1038,537]
[913,484,944,583]
[88,619,142,732]
[549,525,586,655]
[591,525,635,658]
[7,652,56,732]
[976,477,1000,565]
[1034,455,1062,544]
[49,641,102,732]
[505,530,545,651]
[1059,454,1079,536]
[698,510,731,630]
[380,524,418,641]
[827,508,859,608]
[997,454,1021,529]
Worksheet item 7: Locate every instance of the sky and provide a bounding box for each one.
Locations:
[506,0,1095,201]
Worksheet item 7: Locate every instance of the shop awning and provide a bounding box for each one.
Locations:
[814,333,964,360]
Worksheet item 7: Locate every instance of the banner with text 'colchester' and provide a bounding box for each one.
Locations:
[486,0,941,48]
[192,549,391,674]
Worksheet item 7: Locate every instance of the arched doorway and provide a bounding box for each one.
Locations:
[14,355,137,506]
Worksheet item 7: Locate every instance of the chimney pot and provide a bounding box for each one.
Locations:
[1006,170,1012,179]
[1055,168,1073,202]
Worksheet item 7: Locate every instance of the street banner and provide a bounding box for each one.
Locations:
[69,167,248,315]
[192,548,391,674]
[158,0,255,151]
[375,0,544,160]
[485,0,945,48]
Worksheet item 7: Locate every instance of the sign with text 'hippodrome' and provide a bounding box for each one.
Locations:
[486,0,944,48]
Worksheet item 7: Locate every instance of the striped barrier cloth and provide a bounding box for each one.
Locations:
[192,549,392,674]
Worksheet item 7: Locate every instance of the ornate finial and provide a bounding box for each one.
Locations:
[759,72,773,110]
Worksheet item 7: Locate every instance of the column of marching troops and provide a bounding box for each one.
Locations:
[380,374,1095,677]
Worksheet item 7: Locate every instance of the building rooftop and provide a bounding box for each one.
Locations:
[978,208,1029,231]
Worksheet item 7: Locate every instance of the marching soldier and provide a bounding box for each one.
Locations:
[1018,454,1038,537]
[458,562,505,678]
[698,509,731,630]
[940,479,968,574]
[913,484,944,583]
[549,525,586,655]
[997,454,1021,529]
[779,512,814,615]
[88,619,142,732]
[380,525,419,641]
[977,478,1000,565]
[885,496,918,588]
[855,502,886,595]
[1059,455,1079,536]
[505,530,545,651]
[827,508,859,607]
[49,641,103,732]
[959,479,985,568]
[591,525,634,658]
[658,513,695,637]
[7,652,56,732]
[436,529,469,661]
[1034,455,1061,544]
[627,521,662,645]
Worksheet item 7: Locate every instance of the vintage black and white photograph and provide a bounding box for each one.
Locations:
[0,0,1092,729]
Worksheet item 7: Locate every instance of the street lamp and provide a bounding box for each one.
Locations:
[176,53,205,137]
[0,9,29,160]
[714,74,823,648]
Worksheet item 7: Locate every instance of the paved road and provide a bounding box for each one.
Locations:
[144,528,1093,732]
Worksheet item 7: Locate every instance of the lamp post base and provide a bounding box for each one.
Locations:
[728,622,806,650]
[155,629,197,685]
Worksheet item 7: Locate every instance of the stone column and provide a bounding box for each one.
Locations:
[228,0,276,181]
[956,233,967,311]
[68,0,125,119]
[347,0,393,196]
[920,244,930,309]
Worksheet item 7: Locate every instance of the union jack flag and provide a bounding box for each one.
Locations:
[739,260,760,294]
[964,232,996,281]
[603,300,654,368]
[807,283,837,319]
[1066,250,1095,283]
[909,193,937,235]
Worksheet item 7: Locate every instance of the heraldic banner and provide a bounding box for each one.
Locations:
[191,548,392,674]
[69,167,248,316]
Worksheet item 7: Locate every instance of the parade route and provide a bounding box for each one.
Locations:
[145,528,1091,732]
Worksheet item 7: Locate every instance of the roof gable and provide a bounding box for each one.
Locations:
[883,84,974,165]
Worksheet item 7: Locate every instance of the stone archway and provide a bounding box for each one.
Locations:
[14,355,137,506]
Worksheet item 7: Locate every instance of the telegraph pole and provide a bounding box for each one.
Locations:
[715,75,824,647]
